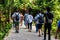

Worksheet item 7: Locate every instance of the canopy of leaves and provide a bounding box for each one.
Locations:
[0,0,60,39]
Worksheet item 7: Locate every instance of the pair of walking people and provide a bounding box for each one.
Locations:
[35,7,54,40]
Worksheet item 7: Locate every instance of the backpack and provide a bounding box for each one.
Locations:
[38,14,44,24]
[15,13,19,21]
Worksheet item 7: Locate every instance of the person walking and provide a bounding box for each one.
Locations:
[34,11,39,33]
[24,10,29,29]
[44,7,54,40]
[55,19,60,39]
[20,13,24,26]
[12,9,20,33]
[34,16,38,33]
[27,13,33,32]
[35,10,44,37]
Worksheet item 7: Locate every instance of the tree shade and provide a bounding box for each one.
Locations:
[0,0,60,40]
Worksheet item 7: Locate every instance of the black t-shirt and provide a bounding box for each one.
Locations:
[44,12,54,23]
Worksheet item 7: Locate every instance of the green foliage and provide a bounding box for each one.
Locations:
[0,0,60,39]
[0,23,12,40]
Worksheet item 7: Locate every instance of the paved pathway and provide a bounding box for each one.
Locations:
[4,22,57,40]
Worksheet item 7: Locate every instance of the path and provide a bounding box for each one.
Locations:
[4,22,57,40]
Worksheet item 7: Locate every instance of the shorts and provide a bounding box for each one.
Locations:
[58,26,60,28]
[38,24,43,29]
[14,21,19,27]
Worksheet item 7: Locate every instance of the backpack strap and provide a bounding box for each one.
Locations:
[39,13,44,17]
[15,12,19,16]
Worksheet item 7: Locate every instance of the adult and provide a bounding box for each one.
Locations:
[35,11,44,37]
[44,7,54,40]
[34,14,38,32]
[27,13,33,32]
[34,11,39,33]
[12,9,20,33]
[20,13,24,26]
[24,10,29,29]
[55,20,60,39]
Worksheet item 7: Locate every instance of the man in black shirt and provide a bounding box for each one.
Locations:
[44,7,54,40]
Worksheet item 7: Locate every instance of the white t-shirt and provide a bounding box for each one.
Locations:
[27,15,33,23]
[12,12,21,22]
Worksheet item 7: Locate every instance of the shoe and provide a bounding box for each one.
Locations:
[30,30,31,32]
[38,35,41,37]
[28,30,31,32]
[42,33,43,35]
[43,38,46,40]
[55,36,57,39]
[36,30,38,33]
[16,30,19,33]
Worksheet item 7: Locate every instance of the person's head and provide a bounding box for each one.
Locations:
[25,10,29,13]
[16,9,19,12]
[46,6,51,12]
[20,13,22,15]
[38,10,42,13]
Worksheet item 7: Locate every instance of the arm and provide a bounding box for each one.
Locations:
[50,13,54,22]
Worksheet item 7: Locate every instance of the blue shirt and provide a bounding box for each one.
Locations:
[58,20,60,28]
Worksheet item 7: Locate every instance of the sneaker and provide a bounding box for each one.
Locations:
[28,30,31,32]
[55,36,57,39]
[42,33,43,35]
[43,39,46,40]
[36,31,38,33]
[16,30,19,33]
[38,35,41,37]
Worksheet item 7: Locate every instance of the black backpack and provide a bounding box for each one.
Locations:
[15,13,19,21]
[38,14,44,24]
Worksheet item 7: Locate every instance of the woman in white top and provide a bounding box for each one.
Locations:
[27,13,33,32]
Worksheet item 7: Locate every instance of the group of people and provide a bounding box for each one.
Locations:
[24,7,53,40]
[12,7,60,40]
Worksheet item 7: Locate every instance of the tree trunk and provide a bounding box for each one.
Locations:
[9,8,11,23]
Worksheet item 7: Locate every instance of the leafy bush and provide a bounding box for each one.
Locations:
[0,23,12,40]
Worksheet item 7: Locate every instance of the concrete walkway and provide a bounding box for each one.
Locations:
[4,22,57,40]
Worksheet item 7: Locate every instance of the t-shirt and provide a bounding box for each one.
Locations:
[34,13,44,24]
[27,15,33,23]
[44,12,54,24]
[12,12,20,22]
